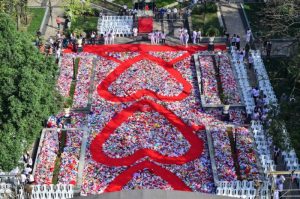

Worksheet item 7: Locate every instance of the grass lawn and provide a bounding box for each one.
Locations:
[191,3,222,36]
[27,8,45,36]
[71,16,98,33]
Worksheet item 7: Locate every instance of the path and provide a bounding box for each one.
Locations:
[220,1,257,87]
[220,1,300,198]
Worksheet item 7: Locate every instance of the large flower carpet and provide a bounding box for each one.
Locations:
[34,44,260,195]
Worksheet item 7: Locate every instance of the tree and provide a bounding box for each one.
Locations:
[64,0,92,21]
[259,0,300,39]
[0,13,62,171]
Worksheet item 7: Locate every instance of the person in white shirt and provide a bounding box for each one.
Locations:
[154,30,160,44]
[104,31,108,45]
[173,8,178,20]
[133,27,138,38]
[179,27,184,45]
[161,31,166,44]
[192,30,197,44]
[197,30,202,43]
[110,30,115,44]
[150,32,155,44]
[184,32,189,47]
[21,173,27,184]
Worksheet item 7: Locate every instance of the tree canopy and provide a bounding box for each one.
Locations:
[0,13,62,171]
[259,0,300,38]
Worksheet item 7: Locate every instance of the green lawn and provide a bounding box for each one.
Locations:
[191,3,222,36]
[71,16,98,33]
[27,8,45,35]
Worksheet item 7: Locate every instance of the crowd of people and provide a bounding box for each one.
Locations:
[251,87,269,122]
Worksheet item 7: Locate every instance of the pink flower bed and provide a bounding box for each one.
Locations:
[34,130,59,184]
[73,53,94,108]
[148,51,187,62]
[211,125,237,181]
[108,59,183,97]
[198,56,221,104]
[58,130,83,184]
[57,54,74,97]
[219,55,241,104]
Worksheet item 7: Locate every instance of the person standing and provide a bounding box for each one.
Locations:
[154,30,160,44]
[246,28,252,43]
[231,34,236,47]
[173,7,178,20]
[197,30,202,44]
[192,30,197,44]
[56,16,61,29]
[248,54,254,69]
[91,31,96,44]
[184,32,189,47]
[266,41,272,57]
[150,32,155,44]
[110,30,115,44]
[104,31,108,45]
[236,35,241,50]
[133,27,138,39]
[161,31,166,44]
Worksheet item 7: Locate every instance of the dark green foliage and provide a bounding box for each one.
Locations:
[265,56,300,155]
[0,13,62,171]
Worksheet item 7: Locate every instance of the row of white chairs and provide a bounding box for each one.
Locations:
[231,48,255,114]
[230,49,271,198]
[30,184,74,199]
[101,16,133,21]
[251,51,278,105]
[98,16,133,37]
[98,28,132,37]
[249,51,300,175]
[31,192,73,199]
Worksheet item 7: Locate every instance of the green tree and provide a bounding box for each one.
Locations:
[64,0,92,21]
[0,13,62,171]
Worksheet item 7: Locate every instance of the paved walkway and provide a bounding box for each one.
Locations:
[220,2,246,46]
[44,0,65,39]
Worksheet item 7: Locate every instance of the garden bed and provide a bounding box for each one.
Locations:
[27,8,46,36]
[191,3,222,36]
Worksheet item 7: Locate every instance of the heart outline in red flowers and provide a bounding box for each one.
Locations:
[104,160,192,192]
[97,52,192,102]
[90,99,205,166]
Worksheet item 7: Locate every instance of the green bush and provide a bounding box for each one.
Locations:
[206,26,220,36]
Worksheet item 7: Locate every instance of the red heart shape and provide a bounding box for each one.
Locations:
[90,100,204,166]
[97,52,192,102]
[104,160,191,192]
